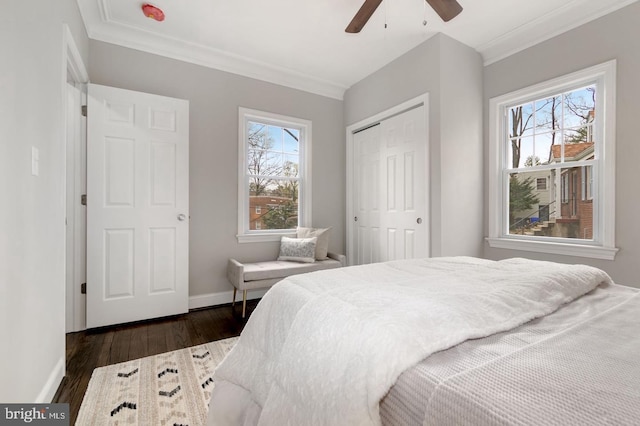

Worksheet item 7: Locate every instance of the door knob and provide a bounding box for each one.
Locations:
[178,214,187,221]
[417,218,422,224]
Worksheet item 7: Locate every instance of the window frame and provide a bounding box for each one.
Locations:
[237,107,312,243]
[487,60,617,260]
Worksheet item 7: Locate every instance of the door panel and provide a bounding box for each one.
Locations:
[87,83,189,328]
[104,228,135,298]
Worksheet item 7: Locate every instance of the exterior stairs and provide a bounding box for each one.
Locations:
[523,219,556,236]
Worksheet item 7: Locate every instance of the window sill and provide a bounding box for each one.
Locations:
[237,231,296,244]
[486,237,618,260]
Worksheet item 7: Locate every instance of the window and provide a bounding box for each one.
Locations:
[536,178,547,191]
[488,61,617,260]
[582,166,593,201]
[237,108,312,243]
[561,173,569,203]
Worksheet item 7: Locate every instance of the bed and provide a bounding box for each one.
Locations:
[207,257,640,425]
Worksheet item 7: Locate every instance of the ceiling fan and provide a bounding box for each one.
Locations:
[345,0,463,33]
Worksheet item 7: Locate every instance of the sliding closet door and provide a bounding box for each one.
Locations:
[353,124,382,264]
[351,104,428,264]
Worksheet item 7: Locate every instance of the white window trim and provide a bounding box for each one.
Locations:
[487,60,617,260]
[237,107,312,243]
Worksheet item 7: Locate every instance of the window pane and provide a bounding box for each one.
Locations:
[267,126,284,151]
[508,167,593,240]
[535,96,561,132]
[247,150,283,176]
[248,122,273,150]
[563,86,596,129]
[248,179,299,230]
[283,154,299,177]
[284,128,300,153]
[561,137,594,164]
[564,126,592,144]
[508,103,534,139]
[535,132,556,165]
[509,136,533,168]
[249,175,274,197]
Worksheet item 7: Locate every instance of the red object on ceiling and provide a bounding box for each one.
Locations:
[142,4,165,21]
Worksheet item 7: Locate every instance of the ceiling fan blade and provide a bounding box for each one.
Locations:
[345,0,383,33]
[425,0,463,22]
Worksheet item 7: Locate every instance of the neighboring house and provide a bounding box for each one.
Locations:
[549,142,595,239]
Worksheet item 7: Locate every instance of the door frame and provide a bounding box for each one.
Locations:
[345,93,430,266]
[63,24,89,332]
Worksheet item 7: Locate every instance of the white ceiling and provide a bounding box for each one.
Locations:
[76,0,637,99]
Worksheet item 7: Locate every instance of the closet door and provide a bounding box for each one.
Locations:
[353,124,382,264]
[379,106,427,261]
[352,104,428,264]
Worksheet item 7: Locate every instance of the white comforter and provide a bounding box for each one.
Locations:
[209,257,612,426]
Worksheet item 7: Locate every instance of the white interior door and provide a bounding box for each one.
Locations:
[65,82,86,332]
[86,84,189,328]
[352,104,428,264]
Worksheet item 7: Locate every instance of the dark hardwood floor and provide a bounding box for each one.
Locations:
[52,300,259,425]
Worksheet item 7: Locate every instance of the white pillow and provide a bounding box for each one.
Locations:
[278,236,317,263]
[297,227,331,260]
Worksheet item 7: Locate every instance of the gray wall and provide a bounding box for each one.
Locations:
[345,34,484,257]
[483,2,640,287]
[89,41,345,300]
[1,0,89,402]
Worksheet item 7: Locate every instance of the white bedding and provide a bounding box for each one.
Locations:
[208,257,612,426]
[380,283,640,425]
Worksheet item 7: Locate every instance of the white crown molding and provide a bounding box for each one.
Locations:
[78,1,347,100]
[479,0,639,66]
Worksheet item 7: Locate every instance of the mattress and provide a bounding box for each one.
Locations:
[380,283,640,425]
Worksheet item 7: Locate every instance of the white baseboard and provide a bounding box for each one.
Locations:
[188,288,268,310]
[37,356,65,403]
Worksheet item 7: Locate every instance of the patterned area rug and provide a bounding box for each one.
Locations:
[76,337,238,425]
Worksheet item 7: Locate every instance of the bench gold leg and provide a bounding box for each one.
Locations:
[232,287,237,306]
[242,290,248,318]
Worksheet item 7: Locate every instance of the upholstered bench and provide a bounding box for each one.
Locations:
[227,252,346,318]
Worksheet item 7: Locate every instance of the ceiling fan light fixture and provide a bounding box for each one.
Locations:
[142,3,165,21]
